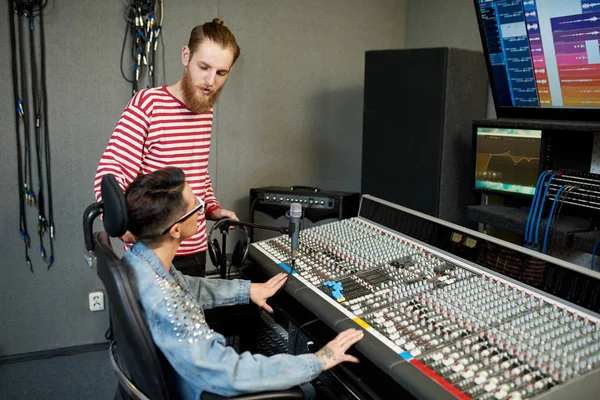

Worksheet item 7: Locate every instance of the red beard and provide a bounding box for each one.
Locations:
[181,68,223,113]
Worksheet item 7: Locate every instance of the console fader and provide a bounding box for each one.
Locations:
[249,196,600,400]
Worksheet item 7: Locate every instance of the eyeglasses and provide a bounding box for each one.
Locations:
[160,196,204,235]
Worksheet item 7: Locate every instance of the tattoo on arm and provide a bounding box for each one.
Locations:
[316,346,337,369]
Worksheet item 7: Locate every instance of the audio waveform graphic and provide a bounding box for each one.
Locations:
[478,151,539,173]
[583,3,600,10]
[552,10,600,106]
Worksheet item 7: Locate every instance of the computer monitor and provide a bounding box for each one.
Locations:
[474,0,600,120]
[474,126,543,196]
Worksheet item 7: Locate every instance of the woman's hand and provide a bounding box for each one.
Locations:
[249,273,288,313]
[315,329,364,371]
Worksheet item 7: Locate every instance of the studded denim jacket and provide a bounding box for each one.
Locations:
[124,242,322,399]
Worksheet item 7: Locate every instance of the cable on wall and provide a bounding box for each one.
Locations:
[8,0,55,271]
[121,0,165,96]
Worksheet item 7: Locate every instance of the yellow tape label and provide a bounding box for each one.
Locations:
[353,317,371,330]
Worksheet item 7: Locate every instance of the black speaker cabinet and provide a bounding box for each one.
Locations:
[249,186,360,242]
[361,47,488,227]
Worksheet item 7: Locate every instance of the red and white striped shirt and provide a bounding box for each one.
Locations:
[94,86,220,255]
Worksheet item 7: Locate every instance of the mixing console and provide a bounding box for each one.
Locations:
[250,196,600,400]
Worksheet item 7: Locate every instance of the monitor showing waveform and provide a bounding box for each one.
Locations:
[475,127,542,196]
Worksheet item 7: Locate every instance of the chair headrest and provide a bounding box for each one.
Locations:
[101,174,128,238]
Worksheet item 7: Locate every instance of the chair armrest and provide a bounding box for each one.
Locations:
[200,386,305,400]
[109,342,151,400]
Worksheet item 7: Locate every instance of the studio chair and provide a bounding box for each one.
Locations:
[83,174,305,400]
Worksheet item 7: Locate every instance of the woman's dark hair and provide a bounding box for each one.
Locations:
[125,167,187,240]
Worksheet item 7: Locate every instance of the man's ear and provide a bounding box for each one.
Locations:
[182,46,191,67]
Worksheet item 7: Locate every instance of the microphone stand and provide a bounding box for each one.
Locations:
[213,218,297,300]
[221,220,289,235]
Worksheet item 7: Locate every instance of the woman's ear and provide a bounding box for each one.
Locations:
[169,222,183,240]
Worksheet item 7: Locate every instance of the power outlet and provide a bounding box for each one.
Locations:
[89,291,105,312]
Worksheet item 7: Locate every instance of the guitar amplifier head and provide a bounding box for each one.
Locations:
[249,186,360,242]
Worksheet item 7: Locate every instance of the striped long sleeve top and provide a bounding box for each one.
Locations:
[94,86,220,255]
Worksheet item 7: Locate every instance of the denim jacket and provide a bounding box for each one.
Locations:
[123,242,321,399]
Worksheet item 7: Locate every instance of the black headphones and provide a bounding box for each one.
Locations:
[207,218,250,273]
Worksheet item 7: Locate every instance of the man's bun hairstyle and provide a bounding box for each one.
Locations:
[188,18,240,64]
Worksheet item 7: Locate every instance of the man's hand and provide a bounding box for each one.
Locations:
[121,230,137,243]
[315,329,364,371]
[209,208,239,221]
[249,273,288,313]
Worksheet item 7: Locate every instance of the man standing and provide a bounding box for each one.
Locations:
[95,18,239,277]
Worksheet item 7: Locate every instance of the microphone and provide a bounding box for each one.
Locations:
[288,203,302,260]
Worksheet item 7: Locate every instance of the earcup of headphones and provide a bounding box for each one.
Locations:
[231,240,247,267]
[208,238,222,267]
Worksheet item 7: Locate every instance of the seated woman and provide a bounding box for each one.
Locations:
[123,166,364,399]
